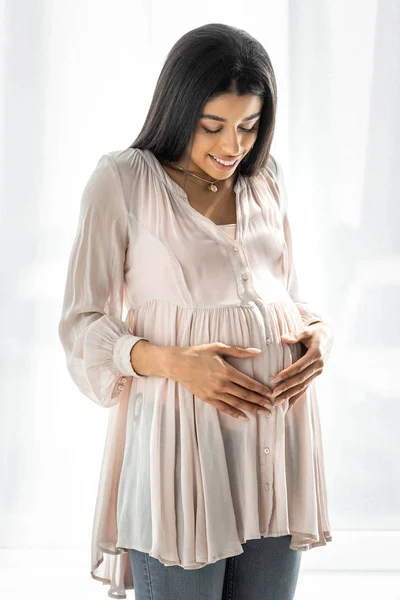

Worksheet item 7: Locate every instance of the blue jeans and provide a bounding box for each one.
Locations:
[128,534,301,600]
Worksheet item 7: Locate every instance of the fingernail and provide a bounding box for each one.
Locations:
[238,414,249,420]
[245,347,262,353]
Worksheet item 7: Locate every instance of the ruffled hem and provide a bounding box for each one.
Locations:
[118,529,333,567]
[91,529,333,598]
[91,545,132,599]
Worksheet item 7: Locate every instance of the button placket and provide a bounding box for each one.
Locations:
[262,446,272,493]
[240,274,275,496]
[253,298,273,344]
[241,284,274,495]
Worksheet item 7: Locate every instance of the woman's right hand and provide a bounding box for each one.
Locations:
[170,342,275,420]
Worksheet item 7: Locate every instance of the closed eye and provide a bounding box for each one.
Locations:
[202,126,258,134]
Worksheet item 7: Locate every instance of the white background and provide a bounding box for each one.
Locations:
[1,0,399,598]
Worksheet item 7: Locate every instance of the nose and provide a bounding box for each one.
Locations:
[219,130,242,156]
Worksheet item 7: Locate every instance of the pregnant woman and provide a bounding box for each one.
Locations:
[58,22,334,600]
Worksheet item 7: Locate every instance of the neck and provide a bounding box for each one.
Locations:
[170,160,237,193]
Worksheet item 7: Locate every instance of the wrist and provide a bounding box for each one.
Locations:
[129,340,149,376]
[161,346,184,381]
[129,340,182,379]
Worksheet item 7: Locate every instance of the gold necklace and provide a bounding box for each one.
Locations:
[169,161,220,192]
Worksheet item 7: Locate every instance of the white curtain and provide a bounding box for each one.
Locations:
[1,0,399,597]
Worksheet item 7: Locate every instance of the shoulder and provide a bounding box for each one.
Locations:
[107,147,162,193]
[265,153,279,176]
[103,147,149,179]
[80,148,147,215]
[254,153,285,212]
[254,152,282,188]
[86,147,157,211]
[259,153,282,182]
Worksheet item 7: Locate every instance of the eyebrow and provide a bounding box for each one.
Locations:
[200,112,261,123]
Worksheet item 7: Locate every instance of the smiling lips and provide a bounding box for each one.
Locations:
[210,154,242,166]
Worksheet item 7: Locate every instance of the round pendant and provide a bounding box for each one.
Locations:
[209,183,218,192]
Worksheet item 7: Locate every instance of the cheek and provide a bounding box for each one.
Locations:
[246,132,258,147]
[191,133,211,157]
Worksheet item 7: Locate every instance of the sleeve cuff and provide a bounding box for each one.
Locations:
[113,334,149,377]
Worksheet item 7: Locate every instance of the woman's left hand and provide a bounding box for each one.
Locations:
[268,321,334,412]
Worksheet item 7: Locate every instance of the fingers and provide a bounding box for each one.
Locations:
[212,398,251,420]
[271,352,323,385]
[273,359,324,405]
[218,353,323,417]
[225,382,275,410]
[287,389,307,412]
[226,363,274,398]
[272,375,315,406]
[271,362,321,400]
[211,396,271,420]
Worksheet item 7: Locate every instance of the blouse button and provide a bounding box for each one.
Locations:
[264,483,271,490]
[266,338,272,345]
[121,377,127,383]
[256,300,263,307]
[265,411,272,418]
[118,384,124,390]
[233,246,239,252]
[264,447,270,454]
[242,273,249,281]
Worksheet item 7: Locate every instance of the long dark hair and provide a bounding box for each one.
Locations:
[128,23,277,178]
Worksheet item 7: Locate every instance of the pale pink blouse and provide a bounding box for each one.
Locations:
[58,148,332,598]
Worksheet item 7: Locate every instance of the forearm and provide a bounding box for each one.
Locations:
[130,339,182,379]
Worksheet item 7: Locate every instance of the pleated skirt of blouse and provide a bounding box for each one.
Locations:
[90,297,332,598]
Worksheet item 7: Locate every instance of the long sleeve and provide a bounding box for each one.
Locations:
[270,156,323,328]
[58,154,148,408]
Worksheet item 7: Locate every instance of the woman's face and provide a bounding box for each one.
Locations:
[179,92,263,183]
